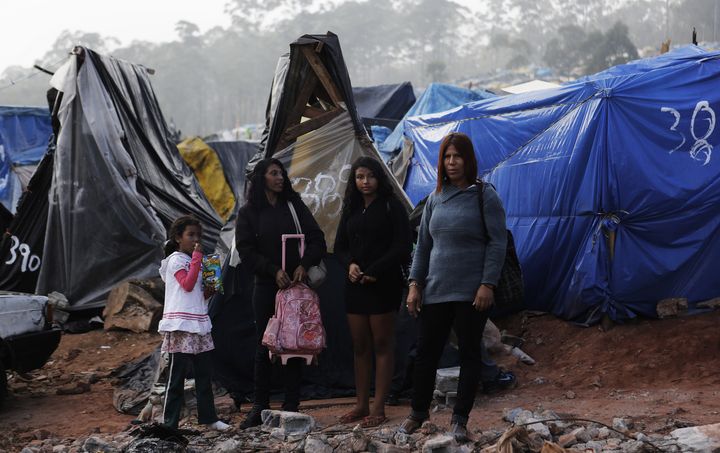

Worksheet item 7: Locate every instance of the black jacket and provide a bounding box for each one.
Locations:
[333,195,411,283]
[236,197,326,284]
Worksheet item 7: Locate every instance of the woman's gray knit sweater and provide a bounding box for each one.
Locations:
[409,183,507,305]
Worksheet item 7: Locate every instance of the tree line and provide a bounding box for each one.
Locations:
[0,0,713,137]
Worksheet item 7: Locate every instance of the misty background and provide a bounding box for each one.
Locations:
[0,0,716,137]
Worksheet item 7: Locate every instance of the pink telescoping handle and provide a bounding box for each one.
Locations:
[281,234,305,272]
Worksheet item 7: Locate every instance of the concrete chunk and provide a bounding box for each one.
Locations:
[261,410,315,437]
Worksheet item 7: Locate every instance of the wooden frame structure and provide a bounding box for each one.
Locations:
[274,42,347,153]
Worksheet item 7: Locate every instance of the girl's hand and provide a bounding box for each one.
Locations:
[348,263,363,283]
[473,285,495,312]
[292,265,307,283]
[275,269,291,289]
[406,285,423,318]
[360,275,377,284]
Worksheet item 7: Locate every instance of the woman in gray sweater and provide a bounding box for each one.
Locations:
[398,132,507,440]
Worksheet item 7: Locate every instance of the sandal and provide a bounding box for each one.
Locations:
[339,410,369,424]
[397,415,427,434]
[360,415,387,428]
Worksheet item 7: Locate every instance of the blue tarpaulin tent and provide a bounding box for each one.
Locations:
[0,106,52,212]
[379,83,495,156]
[403,46,720,322]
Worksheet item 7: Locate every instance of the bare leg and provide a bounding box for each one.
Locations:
[347,314,372,417]
[369,312,396,417]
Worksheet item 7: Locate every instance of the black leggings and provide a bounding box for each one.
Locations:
[251,282,303,410]
[410,301,489,423]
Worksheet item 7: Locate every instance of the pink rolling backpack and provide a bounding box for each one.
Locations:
[261,234,326,365]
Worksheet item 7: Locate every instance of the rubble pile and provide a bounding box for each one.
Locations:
[13,407,720,452]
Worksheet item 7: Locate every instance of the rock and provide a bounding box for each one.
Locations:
[503,407,525,423]
[211,439,242,453]
[370,440,410,453]
[56,382,91,395]
[564,390,576,399]
[558,432,577,447]
[123,438,186,453]
[584,440,604,452]
[697,297,720,309]
[515,412,551,439]
[421,421,441,435]
[393,432,410,446]
[261,410,315,437]
[422,435,457,453]
[597,427,611,439]
[606,438,622,449]
[33,430,54,441]
[127,278,166,302]
[671,422,720,452]
[304,437,332,453]
[621,440,646,453]
[81,437,118,453]
[52,446,68,453]
[612,417,633,433]
[573,427,592,443]
[656,298,688,318]
[435,367,460,393]
[585,427,600,441]
[102,282,163,333]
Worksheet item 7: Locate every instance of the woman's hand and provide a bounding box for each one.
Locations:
[360,275,377,285]
[292,265,307,283]
[473,284,495,311]
[275,269,291,289]
[348,263,363,283]
[406,284,423,318]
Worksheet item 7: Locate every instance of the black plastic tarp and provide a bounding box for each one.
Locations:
[0,148,54,293]
[261,32,365,157]
[352,82,415,126]
[35,48,221,309]
[206,140,258,207]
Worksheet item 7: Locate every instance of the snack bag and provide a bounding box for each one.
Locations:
[202,253,223,294]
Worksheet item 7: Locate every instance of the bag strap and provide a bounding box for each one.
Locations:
[287,200,302,234]
[286,200,304,258]
[477,179,489,241]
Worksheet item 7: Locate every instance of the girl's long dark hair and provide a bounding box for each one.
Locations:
[164,215,201,257]
[246,158,300,210]
[342,156,395,214]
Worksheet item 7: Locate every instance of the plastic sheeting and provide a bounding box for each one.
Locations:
[36,48,221,310]
[0,150,54,293]
[403,46,720,322]
[206,140,258,208]
[0,107,52,212]
[353,82,415,123]
[0,293,48,338]
[178,137,236,222]
[379,83,495,155]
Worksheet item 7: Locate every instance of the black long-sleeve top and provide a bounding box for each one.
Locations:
[333,195,411,284]
[235,197,326,284]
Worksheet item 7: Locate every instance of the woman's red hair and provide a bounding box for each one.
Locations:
[436,132,478,193]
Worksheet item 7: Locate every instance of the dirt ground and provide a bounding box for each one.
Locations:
[1,310,720,451]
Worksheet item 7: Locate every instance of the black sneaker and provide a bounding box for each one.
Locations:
[483,370,517,394]
[239,406,265,429]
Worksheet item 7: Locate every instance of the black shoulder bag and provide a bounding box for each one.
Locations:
[477,181,525,317]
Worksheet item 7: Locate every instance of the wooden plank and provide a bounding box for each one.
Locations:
[300,45,343,106]
[283,108,343,142]
[303,106,326,119]
[285,74,319,131]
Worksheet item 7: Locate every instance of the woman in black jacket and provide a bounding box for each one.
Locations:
[334,156,411,428]
[235,157,326,429]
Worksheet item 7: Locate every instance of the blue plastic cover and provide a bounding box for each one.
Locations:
[0,107,52,212]
[379,83,495,154]
[403,46,720,322]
